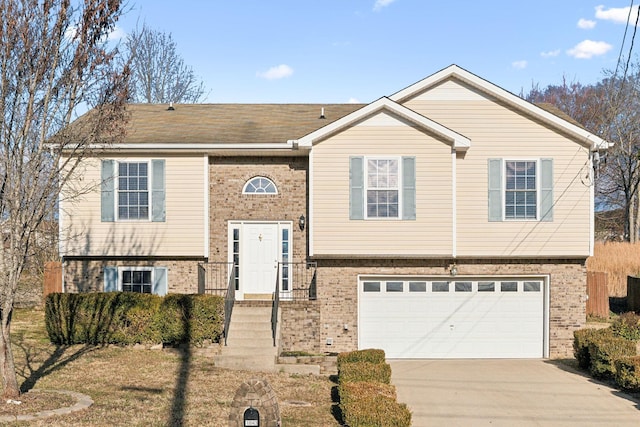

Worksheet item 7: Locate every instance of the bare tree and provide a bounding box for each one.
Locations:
[125,23,207,103]
[526,64,640,242]
[0,0,129,398]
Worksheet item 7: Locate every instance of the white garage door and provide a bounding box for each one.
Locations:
[358,277,547,358]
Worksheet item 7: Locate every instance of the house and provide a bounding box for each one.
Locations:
[59,65,608,359]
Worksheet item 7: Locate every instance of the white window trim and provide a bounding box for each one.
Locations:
[118,266,154,293]
[116,159,152,222]
[503,158,539,221]
[364,156,403,220]
[242,176,278,195]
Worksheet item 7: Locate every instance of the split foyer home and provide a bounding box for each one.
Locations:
[59,65,608,359]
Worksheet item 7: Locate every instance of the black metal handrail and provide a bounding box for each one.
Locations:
[278,261,317,301]
[223,262,236,346]
[198,261,235,296]
[271,263,280,347]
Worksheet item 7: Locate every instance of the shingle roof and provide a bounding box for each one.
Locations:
[120,103,366,144]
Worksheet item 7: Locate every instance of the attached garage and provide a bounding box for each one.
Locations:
[358,276,548,359]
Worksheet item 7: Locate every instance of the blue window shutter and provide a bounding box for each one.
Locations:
[101,160,115,222]
[152,159,166,222]
[488,159,502,222]
[540,158,554,222]
[402,156,416,220]
[153,267,168,296]
[349,156,364,220]
[104,267,118,292]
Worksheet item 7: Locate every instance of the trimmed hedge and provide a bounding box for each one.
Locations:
[336,349,411,427]
[615,356,640,391]
[339,361,392,385]
[588,333,636,379]
[612,312,640,341]
[574,328,612,369]
[340,382,411,427]
[45,292,224,346]
[337,349,386,369]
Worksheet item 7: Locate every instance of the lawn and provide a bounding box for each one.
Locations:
[4,308,341,426]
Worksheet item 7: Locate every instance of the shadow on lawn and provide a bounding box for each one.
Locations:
[329,374,344,425]
[167,297,192,427]
[14,337,97,394]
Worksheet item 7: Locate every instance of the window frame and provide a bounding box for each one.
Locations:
[364,156,403,220]
[116,159,152,221]
[119,266,154,294]
[503,159,539,221]
[242,176,278,195]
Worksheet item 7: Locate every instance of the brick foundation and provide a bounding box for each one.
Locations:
[309,258,586,359]
[278,301,321,354]
[62,258,202,294]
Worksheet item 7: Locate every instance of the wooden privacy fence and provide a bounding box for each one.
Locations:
[587,271,609,318]
[628,276,640,313]
[44,261,62,297]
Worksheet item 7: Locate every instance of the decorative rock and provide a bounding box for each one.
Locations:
[229,378,280,427]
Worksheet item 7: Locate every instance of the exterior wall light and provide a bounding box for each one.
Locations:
[299,215,306,231]
[450,263,458,277]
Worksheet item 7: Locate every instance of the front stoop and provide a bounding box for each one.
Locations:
[213,301,326,375]
[214,304,278,372]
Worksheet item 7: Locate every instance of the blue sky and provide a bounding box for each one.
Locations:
[113,1,640,103]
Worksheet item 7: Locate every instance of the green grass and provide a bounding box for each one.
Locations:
[4,307,340,426]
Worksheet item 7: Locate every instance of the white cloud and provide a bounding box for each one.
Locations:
[64,24,126,43]
[347,97,360,104]
[567,40,613,59]
[511,60,527,69]
[373,0,396,12]
[107,26,126,42]
[595,5,640,25]
[256,64,294,80]
[577,18,596,29]
[540,49,561,58]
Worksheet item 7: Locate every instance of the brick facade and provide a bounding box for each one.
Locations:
[308,258,586,359]
[63,258,202,294]
[208,156,308,264]
[278,301,321,354]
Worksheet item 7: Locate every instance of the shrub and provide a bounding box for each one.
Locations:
[339,361,392,385]
[337,349,386,369]
[45,292,224,346]
[615,356,640,391]
[574,328,612,369]
[612,312,640,341]
[588,333,636,379]
[339,381,411,427]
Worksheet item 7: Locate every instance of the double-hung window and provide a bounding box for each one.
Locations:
[367,158,399,218]
[488,158,553,222]
[505,160,537,220]
[118,162,149,220]
[349,156,416,220]
[101,159,165,222]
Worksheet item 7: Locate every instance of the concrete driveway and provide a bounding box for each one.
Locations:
[389,359,640,426]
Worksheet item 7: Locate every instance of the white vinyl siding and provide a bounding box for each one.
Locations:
[312,111,453,256]
[402,79,591,257]
[62,155,206,257]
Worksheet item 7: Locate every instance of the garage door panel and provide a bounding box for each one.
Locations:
[359,277,546,359]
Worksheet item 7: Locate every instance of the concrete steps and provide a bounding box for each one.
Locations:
[214,303,278,372]
[214,301,324,375]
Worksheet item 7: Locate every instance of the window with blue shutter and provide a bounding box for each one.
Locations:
[349,156,416,220]
[488,158,553,222]
[101,159,165,222]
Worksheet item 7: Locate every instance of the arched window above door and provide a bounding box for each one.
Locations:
[242,176,278,194]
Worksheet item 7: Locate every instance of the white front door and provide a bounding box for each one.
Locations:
[229,221,292,300]
[244,223,278,296]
